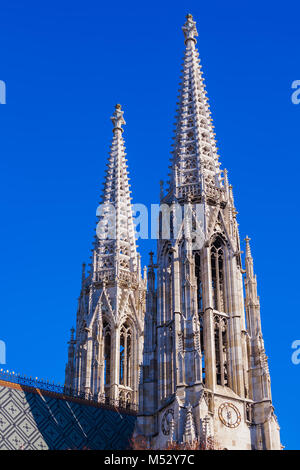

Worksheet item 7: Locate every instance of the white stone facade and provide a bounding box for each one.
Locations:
[136,15,281,450]
[65,15,281,450]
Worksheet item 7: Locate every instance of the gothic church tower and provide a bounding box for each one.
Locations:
[137,15,281,450]
[65,105,146,409]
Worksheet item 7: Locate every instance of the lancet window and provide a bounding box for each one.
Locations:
[199,313,205,383]
[119,322,132,388]
[214,315,228,386]
[211,237,225,312]
[103,320,111,387]
[195,252,203,312]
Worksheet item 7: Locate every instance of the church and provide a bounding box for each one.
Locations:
[64,15,281,450]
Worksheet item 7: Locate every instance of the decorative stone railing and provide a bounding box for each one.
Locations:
[0,369,138,414]
[94,268,138,285]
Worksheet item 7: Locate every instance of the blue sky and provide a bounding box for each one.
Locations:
[0,0,299,449]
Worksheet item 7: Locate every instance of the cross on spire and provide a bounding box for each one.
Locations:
[182,14,198,44]
[111,104,126,133]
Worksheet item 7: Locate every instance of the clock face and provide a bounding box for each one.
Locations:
[218,403,241,428]
[161,409,174,435]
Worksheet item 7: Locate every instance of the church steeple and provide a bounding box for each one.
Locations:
[137,15,281,450]
[93,104,138,282]
[166,14,222,202]
[65,105,146,407]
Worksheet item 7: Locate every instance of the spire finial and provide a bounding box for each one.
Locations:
[111,103,126,133]
[82,262,86,283]
[245,235,252,258]
[70,327,75,341]
[183,403,197,444]
[182,14,198,44]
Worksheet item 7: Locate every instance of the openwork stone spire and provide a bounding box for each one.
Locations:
[167,14,222,201]
[94,104,138,281]
[65,105,146,406]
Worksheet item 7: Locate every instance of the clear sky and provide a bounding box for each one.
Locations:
[0,0,299,449]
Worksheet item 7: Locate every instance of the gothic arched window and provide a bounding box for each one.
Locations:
[119,322,132,388]
[200,314,205,383]
[103,320,111,387]
[211,237,225,312]
[214,315,228,386]
[119,343,125,384]
[195,252,203,312]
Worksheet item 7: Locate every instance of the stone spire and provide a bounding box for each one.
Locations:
[70,327,75,341]
[93,104,138,281]
[244,238,275,420]
[166,14,222,201]
[245,235,252,258]
[183,404,197,444]
[65,105,146,406]
[64,327,76,391]
[244,236,261,335]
